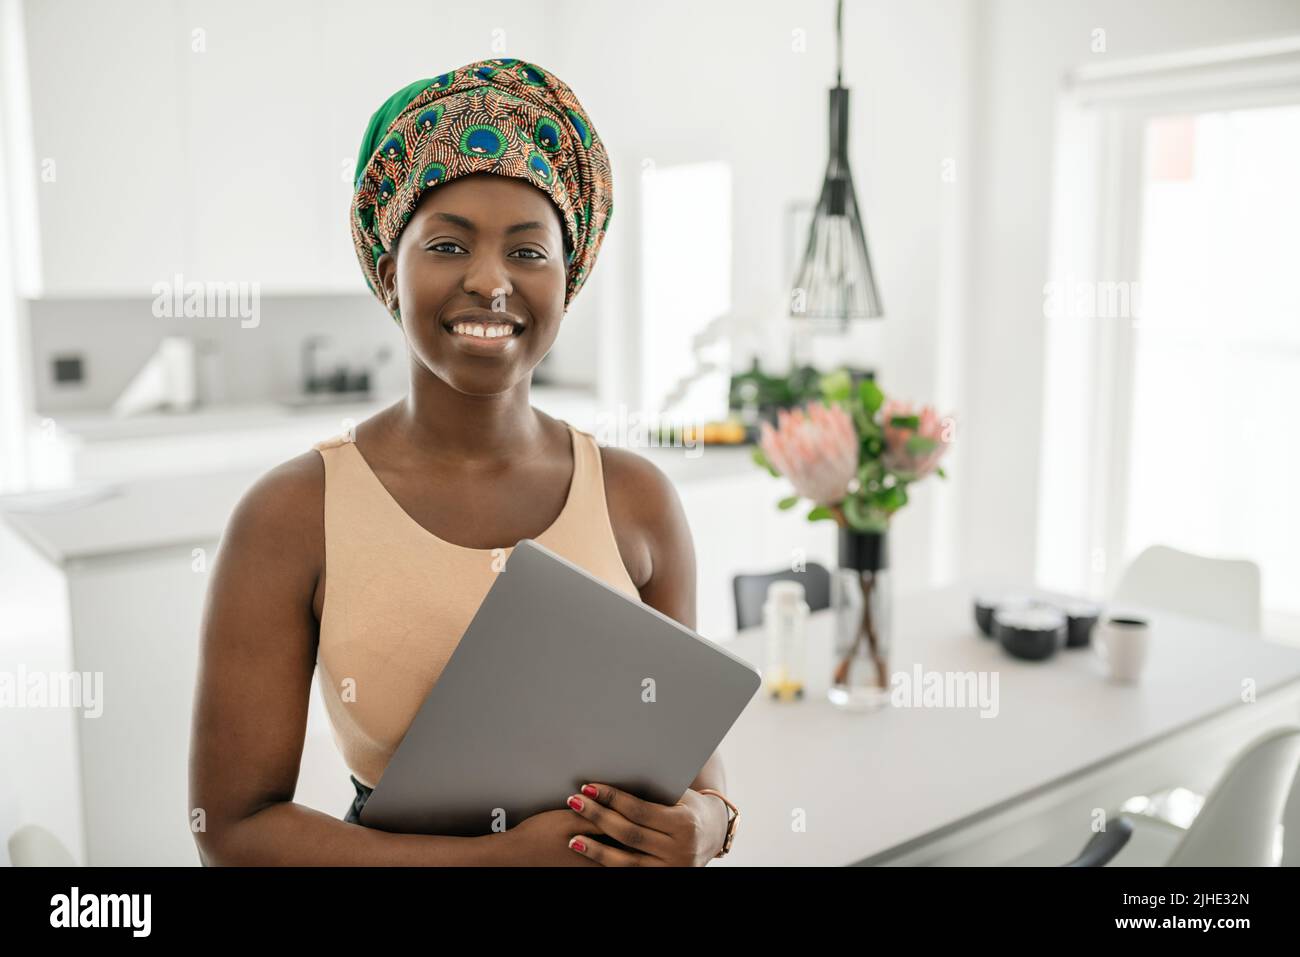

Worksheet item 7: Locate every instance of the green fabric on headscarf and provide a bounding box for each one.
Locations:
[352,77,434,188]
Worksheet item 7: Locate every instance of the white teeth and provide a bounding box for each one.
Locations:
[451,321,516,339]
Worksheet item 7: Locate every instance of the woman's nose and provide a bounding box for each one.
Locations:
[460,252,513,301]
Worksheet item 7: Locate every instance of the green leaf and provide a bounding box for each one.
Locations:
[936,466,948,479]
[843,496,888,533]
[777,495,800,510]
[751,445,780,477]
[875,484,908,513]
[850,402,874,438]
[889,414,920,430]
[859,378,884,415]
[819,368,853,404]
[842,495,868,527]
[905,434,939,455]
[806,504,834,523]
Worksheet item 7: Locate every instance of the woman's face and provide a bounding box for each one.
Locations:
[375,172,568,397]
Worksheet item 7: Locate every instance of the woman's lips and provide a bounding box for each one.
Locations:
[444,320,522,353]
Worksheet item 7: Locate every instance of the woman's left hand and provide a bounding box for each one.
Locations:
[563,783,727,866]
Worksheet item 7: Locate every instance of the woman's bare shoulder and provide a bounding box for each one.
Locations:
[594,445,692,554]
[219,449,325,561]
[596,445,679,508]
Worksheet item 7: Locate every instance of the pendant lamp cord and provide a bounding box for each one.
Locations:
[835,0,843,87]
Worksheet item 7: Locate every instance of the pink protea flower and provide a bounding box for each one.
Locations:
[881,399,952,480]
[758,401,859,506]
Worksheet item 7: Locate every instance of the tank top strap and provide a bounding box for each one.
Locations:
[563,424,612,526]
[312,432,354,453]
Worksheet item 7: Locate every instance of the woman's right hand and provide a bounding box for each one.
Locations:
[500,808,607,866]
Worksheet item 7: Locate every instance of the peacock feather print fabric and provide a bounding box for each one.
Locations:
[350,58,614,324]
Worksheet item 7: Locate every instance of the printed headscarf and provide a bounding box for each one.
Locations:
[350,58,613,324]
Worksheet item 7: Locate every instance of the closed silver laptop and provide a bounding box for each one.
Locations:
[360,538,762,836]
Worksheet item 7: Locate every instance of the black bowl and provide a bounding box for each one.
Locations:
[973,591,1034,638]
[1063,602,1102,649]
[994,605,1067,661]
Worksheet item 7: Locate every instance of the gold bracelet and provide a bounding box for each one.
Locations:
[696,788,739,858]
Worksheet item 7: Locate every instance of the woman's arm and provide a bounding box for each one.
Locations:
[595,449,731,861]
[188,452,514,865]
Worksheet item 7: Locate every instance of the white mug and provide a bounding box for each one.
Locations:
[1094,615,1151,683]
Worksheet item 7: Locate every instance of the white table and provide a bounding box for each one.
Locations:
[711,585,1300,866]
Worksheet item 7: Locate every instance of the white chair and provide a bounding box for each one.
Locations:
[1065,727,1300,866]
[8,824,79,866]
[1112,544,1262,634]
[1108,544,1267,839]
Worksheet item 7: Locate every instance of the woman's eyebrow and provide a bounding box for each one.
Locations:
[431,212,548,235]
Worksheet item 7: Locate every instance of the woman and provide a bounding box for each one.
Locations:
[188,58,736,866]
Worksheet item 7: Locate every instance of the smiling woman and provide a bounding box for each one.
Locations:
[187,57,736,867]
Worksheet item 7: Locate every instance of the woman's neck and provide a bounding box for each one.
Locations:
[395,365,548,467]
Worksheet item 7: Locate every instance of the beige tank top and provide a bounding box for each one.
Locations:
[310,420,639,788]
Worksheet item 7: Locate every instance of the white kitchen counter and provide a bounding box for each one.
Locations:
[1,469,257,567]
[44,398,391,441]
[2,441,762,568]
[26,386,605,488]
[43,385,602,442]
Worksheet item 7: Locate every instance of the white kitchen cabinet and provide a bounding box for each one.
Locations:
[22,0,346,294]
[671,466,837,641]
[19,0,553,296]
[22,0,190,294]
[1,469,359,865]
[63,543,354,865]
[674,475,764,641]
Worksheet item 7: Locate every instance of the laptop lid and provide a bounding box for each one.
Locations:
[360,538,761,836]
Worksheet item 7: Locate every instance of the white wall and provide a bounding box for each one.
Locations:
[551,0,981,593]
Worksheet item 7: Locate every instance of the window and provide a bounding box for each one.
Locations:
[639,161,732,420]
[1037,38,1300,635]
[1125,105,1300,617]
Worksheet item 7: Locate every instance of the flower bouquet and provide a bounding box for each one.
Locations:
[753,369,954,708]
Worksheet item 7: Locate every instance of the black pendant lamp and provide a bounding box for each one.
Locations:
[790,0,883,331]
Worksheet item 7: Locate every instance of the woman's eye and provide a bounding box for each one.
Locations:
[512,248,545,260]
[428,241,466,254]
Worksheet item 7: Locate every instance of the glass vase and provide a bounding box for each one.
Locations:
[829,526,892,711]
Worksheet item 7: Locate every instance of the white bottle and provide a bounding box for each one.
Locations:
[763,580,809,701]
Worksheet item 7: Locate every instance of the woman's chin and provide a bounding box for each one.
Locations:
[426,360,537,398]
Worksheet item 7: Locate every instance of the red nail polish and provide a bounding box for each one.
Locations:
[570,838,586,852]
[567,796,584,811]
[581,784,598,798]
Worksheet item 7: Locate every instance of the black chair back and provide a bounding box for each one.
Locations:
[732,563,832,632]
